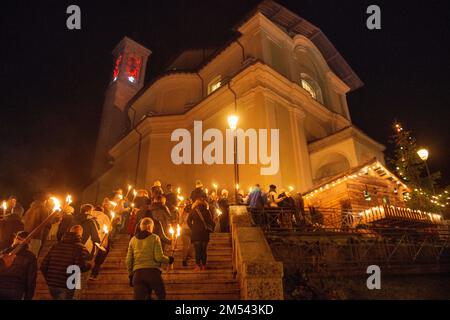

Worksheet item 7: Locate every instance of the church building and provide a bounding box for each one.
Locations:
[83,0,386,203]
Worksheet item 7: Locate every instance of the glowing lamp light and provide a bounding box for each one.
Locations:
[417,148,429,161]
[249,187,253,193]
[50,197,61,212]
[65,195,73,205]
[288,186,294,192]
[227,115,239,130]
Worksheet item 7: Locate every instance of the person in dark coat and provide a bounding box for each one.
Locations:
[5,196,25,218]
[40,225,92,300]
[164,184,177,214]
[190,180,207,202]
[0,212,24,251]
[56,205,75,241]
[151,181,164,202]
[72,204,100,259]
[187,200,215,271]
[134,197,172,246]
[0,231,37,300]
[217,189,230,233]
[150,195,173,235]
[23,192,52,257]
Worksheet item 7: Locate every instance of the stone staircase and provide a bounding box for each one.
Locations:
[34,239,56,300]
[34,233,240,300]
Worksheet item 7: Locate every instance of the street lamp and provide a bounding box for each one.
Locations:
[228,115,239,203]
[417,148,435,195]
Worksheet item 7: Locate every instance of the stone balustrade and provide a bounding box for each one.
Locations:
[229,205,284,300]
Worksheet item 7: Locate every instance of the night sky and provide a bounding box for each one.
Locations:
[0,0,449,206]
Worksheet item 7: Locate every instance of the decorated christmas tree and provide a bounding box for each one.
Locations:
[389,122,446,213]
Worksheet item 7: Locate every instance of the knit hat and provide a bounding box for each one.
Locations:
[153,180,162,187]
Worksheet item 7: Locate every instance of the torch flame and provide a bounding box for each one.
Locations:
[177,187,181,195]
[212,183,218,189]
[236,184,239,190]
[176,224,181,237]
[111,211,115,220]
[288,186,294,192]
[65,195,73,205]
[50,197,61,212]
[109,201,117,207]
[118,194,123,200]
[128,185,132,190]
[169,226,175,236]
[177,195,184,201]
[216,208,222,216]
[2,201,7,211]
[205,188,209,194]
[133,190,137,197]
[103,224,109,234]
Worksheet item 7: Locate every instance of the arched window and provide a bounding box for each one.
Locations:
[300,73,323,103]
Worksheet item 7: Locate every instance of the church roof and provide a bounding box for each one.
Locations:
[244,0,363,91]
[161,0,362,89]
[128,0,363,110]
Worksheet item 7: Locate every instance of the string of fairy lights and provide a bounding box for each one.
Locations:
[304,161,408,200]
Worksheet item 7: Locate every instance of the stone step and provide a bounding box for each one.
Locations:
[85,279,238,291]
[81,291,240,300]
[99,261,232,271]
[83,284,240,295]
[36,271,236,286]
[103,255,231,265]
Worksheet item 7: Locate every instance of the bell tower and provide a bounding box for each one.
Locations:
[92,37,151,178]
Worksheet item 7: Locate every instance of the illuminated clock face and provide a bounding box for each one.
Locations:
[113,54,122,81]
[126,56,142,83]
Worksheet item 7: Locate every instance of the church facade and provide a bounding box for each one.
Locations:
[83,0,385,203]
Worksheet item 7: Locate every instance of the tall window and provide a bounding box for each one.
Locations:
[301,79,317,100]
[208,76,222,94]
[300,73,323,103]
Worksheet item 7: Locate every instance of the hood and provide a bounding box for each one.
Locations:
[135,230,152,240]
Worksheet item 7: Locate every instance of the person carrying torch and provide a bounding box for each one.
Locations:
[89,206,112,281]
[23,192,55,257]
[126,217,174,300]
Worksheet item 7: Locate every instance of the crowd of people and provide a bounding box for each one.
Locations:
[0,180,305,300]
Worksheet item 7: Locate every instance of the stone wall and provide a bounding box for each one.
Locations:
[229,206,284,300]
